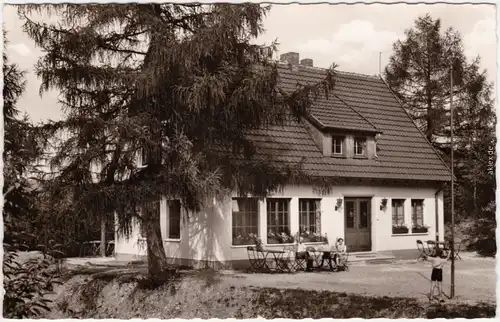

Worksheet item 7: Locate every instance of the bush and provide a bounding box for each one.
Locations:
[3,237,65,318]
[471,218,496,257]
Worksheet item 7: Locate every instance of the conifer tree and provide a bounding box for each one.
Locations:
[384,14,488,146]
[3,30,41,237]
[20,4,336,280]
[385,14,495,225]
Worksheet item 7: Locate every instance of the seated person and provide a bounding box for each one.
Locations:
[295,237,313,271]
[333,238,347,266]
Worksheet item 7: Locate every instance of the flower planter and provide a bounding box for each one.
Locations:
[412,227,428,234]
[267,237,281,244]
[392,227,409,234]
[267,237,294,244]
[302,237,327,243]
[232,238,255,246]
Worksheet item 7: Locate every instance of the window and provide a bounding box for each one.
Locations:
[359,200,369,228]
[299,199,321,237]
[266,199,293,244]
[411,199,424,227]
[392,199,405,225]
[141,145,162,167]
[332,136,344,155]
[167,200,181,239]
[141,146,151,167]
[232,198,259,246]
[345,201,355,228]
[354,137,366,156]
[140,200,161,237]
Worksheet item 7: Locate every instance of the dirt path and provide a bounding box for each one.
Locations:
[220,258,495,304]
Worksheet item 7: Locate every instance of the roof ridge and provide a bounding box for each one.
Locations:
[333,93,381,133]
[336,70,380,80]
[378,75,453,177]
[276,62,380,80]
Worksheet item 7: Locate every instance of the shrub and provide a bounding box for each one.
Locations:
[471,218,496,257]
[3,237,64,318]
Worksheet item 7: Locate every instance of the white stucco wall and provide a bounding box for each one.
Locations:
[115,184,444,263]
[115,195,233,264]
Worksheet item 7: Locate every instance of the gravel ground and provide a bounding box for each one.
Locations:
[221,255,496,304]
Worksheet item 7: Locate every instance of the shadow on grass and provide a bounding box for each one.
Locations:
[245,288,496,319]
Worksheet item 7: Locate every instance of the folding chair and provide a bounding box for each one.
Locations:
[337,251,349,271]
[426,240,437,256]
[280,246,297,272]
[247,246,268,272]
[294,247,308,271]
[306,246,321,269]
[450,240,465,260]
[416,240,429,261]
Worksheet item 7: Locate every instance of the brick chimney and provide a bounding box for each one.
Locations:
[300,58,313,67]
[280,52,299,65]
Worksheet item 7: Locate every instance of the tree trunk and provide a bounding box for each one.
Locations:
[100,215,106,257]
[140,7,171,282]
[143,213,170,281]
[473,181,477,220]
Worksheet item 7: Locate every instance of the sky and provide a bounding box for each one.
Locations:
[3,3,497,123]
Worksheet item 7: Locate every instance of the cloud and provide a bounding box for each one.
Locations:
[296,20,400,68]
[7,43,32,57]
[463,18,496,56]
[462,18,496,78]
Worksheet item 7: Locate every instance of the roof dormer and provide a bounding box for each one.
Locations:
[303,114,381,160]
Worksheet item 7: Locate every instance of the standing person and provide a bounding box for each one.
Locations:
[429,246,451,301]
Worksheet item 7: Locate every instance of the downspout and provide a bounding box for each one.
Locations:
[435,186,443,242]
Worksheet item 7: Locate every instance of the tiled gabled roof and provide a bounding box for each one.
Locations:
[279,67,379,133]
[247,64,451,182]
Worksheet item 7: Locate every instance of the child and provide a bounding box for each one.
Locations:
[428,246,451,301]
[333,238,347,267]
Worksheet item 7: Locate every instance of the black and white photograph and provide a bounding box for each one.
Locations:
[2,1,496,319]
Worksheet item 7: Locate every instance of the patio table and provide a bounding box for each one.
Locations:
[262,249,287,271]
[308,246,338,271]
[80,240,114,257]
[427,240,450,259]
[441,241,463,260]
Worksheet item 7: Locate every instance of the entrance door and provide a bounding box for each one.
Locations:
[344,198,372,252]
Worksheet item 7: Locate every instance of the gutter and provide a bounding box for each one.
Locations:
[435,186,443,242]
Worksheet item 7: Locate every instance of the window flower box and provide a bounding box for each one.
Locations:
[392,225,409,234]
[233,232,260,247]
[232,238,256,246]
[299,230,328,244]
[412,226,429,234]
[267,231,295,244]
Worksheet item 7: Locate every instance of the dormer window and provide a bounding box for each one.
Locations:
[354,137,366,156]
[332,136,344,155]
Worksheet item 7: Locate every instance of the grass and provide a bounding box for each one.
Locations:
[243,287,494,319]
[46,267,495,319]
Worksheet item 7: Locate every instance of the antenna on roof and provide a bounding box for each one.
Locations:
[379,52,382,76]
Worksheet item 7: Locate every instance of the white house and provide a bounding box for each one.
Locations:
[115,52,450,268]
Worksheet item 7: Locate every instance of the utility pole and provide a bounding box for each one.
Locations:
[450,62,456,298]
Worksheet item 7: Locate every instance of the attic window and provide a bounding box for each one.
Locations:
[332,136,344,155]
[354,137,366,156]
